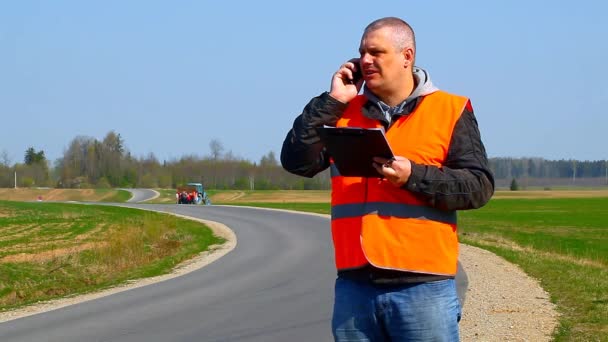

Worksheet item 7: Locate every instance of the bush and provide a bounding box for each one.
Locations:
[20,177,34,187]
[510,178,519,191]
[96,177,112,189]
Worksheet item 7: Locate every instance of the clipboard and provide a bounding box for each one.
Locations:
[318,126,394,177]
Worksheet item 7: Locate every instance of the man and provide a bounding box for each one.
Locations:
[281,17,494,341]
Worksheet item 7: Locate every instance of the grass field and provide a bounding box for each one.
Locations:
[0,200,224,311]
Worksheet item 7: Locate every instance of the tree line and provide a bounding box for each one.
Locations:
[491,157,608,188]
[1,132,606,189]
[0,131,330,190]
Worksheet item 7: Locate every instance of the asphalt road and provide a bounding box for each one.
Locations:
[124,188,160,203]
[0,204,336,342]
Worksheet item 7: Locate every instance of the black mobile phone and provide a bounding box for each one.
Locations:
[350,67,363,84]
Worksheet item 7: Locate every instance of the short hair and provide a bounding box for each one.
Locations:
[364,17,416,52]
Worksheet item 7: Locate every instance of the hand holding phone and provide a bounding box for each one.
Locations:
[350,66,362,84]
[329,58,363,103]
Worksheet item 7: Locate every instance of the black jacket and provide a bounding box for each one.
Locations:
[281,91,495,211]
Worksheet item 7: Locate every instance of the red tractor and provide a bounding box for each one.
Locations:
[176,183,211,205]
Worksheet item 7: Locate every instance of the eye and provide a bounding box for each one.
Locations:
[367,48,384,57]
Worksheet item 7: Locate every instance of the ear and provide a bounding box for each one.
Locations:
[402,47,415,68]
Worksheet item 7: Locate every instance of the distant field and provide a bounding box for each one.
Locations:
[0,188,131,202]
[154,189,608,203]
[492,189,608,199]
[3,188,608,203]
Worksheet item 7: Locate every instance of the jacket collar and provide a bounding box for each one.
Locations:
[361,66,439,127]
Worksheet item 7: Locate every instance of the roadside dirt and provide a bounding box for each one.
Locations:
[0,188,109,202]
[0,242,105,263]
[211,191,246,202]
[211,190,331,203]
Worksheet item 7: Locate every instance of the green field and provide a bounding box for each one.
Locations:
[229,197,608,341]
[0,200,224,311]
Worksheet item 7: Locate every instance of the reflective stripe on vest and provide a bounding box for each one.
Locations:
[330,90,468,275]
[332,202,456,224]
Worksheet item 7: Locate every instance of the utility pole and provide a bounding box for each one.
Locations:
[572,160,576,184]
[14,171,17,189]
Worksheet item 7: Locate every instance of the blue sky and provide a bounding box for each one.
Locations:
[1,0,607,165]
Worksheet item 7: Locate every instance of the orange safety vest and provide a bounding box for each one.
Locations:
[330,90,468,276]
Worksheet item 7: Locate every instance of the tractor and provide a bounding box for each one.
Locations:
[176,182,211,205]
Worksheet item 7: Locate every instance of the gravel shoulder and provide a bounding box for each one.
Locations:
[0,209,560,341]
[459,244,559,341]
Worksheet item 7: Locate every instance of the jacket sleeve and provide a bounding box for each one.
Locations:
[281,92,348,178]
[402,102,495,210]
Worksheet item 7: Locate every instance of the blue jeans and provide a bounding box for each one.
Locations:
[332,277,461,341]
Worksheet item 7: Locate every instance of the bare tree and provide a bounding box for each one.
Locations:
[0,150,11,167]
[259,151,278,167]
[209,139,224,160]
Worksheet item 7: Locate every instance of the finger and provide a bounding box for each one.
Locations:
[346,59,360,72]
[372,162,387,176]
[343,65,356,81]
[383,157,396,169]
[335,66,353,81]
[382,166,397,178]
[372,156,391,164]
[340,61,360,78]
[332,71,351,87]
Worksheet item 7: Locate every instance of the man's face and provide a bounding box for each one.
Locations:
[358,27,410,97]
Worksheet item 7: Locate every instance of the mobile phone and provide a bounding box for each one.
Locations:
[350,67,363,84]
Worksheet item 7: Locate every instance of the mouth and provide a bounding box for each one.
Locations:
[363,70,377,81]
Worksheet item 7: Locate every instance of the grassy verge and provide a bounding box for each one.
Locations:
[97,189,132,202]
[148,189,178,204]
[0,200,224,312]
[220,202,331,215]
[232,199,607,341]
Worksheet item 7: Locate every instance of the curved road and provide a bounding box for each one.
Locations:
[0,204,336,341]
[124,188,160,203]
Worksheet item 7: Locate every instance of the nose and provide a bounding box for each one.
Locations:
[360,53,373,66]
